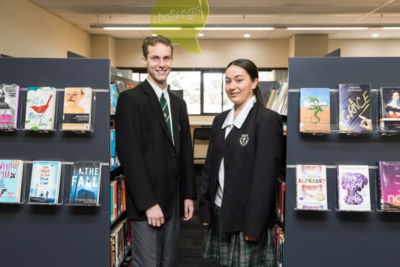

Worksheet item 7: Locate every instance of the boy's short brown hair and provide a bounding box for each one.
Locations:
[142,35,173,58]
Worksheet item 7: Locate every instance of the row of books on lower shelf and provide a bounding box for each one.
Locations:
[110,175,127,224]
[0,84,94,132]
[0,160,102,205]
[111,217,132,267]
[110,128,121,171]
[295,162,400,212]
[274,224,285,267]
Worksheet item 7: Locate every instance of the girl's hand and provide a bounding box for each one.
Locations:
[245,234,257,242]
[202,222,210,226]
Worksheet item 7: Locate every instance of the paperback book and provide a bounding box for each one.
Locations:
[70,162,101,205]
[0,84,20,130]
[380,87,400,132]
[0,160,24,203]
[110,84,119,115]
[29,161,62,204]
[299,88,331,133]
[337,165,371,211]
[62,87,93,131]
[379,161,400,211]
[25,87,57,130]
[339,84,372,133]
[296,165,328,210]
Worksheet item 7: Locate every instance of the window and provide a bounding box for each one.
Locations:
[168,71,201,114]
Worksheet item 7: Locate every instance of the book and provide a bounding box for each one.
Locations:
[25,87,57,130]
[115,80,127,94]
[62,87,93,131]
[337,165,371,211]
[299,88,331,133]
[378,161,400,211]
[0,160,23,203]
[339,84,372,133]
[70,162,101,205]
[29,161,62,204]
[110,128,116,171]
[296,165,328,210]
[380,87,400,132]
[110,84,119,115]
[0,84,20,130]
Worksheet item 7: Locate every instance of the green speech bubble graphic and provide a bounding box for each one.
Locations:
[150,0,209,54]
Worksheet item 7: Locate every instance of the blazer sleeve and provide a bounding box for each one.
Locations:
[198,117,217,223]
[115,92,157,213]
[244,111,283,238]
[179,101,197,200]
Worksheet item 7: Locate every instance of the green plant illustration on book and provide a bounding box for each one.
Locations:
[308,96,323,124]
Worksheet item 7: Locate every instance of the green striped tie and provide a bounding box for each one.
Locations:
[160,92,172,138]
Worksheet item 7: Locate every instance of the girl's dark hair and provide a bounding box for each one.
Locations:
[226,58,264,106]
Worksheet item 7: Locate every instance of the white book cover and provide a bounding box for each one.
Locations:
[62,87,93,131]
[25,87,57,130]
[296,165,328,210]
[29,161,62,204]
[337,165,371,211]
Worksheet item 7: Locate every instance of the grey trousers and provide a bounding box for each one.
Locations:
[130,196,180,267]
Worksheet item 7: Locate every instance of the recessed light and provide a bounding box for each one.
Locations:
[151,34,157,37]
[244,34,251,38]
[287,27,369,31]
[372,33,380,38]
[198,33,204,37]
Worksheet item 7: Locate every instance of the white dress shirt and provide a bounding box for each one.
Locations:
[147,79,174,143]
[214,96,256,207]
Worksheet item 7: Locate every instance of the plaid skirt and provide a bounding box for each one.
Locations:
[202,207,276,267]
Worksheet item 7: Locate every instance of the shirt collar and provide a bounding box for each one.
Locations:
[222,96,256,129]
[147,79,169,99]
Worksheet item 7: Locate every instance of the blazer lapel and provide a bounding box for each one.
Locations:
[169,93,180,152]
[141,81,175,147]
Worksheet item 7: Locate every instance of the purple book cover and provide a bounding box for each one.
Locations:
[379,161,400,211]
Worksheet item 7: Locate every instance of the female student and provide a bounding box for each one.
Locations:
[198,59,283,267]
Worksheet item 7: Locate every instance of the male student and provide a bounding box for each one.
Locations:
[115,35,197,266]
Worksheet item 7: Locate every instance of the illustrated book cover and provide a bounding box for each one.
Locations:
[379,161,400,211]
[25,87,57,130]
[299,88,331,133]
[110,84,119,115]
[296,165,328,210]
[70,162,101,205]
[380,87,400,132]
[0,160,24,203]
[29,161,62,204]
[339,84,372,133]
[61,87,93,131]
[337,165,371,211]
[0,84,20,130]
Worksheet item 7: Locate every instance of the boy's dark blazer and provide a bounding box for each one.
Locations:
[115,80,197,221]
[198,103,283,238]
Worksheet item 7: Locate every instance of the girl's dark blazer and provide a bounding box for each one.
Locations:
[115,80,197,221]
[198,103,283,238]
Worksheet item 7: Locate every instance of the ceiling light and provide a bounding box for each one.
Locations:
[103,27,182,30]
[372,33,380,38]
[197,27,274,31]
[198,33,204,37]
[151,34,157,37]
[244,34,251,38]
[287,27,369,31]
[382,27,400,30]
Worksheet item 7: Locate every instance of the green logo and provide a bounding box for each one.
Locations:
[150,0,209,54]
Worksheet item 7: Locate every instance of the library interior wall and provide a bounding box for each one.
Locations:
[0,0,91,58]
[91,35,117,67]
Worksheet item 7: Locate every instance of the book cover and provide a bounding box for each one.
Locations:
[29,161,61,204]
[337,165,371,211]
[110,84,119,115]
[339,84,372,133]
[296,165,328,210]
[299,88,330,133]
[380,87,400,132]
[379,161,400,211]
[0,84,19,130]
[110,128,116,171]
[0,160,23,203]
[25,87,57,130]
[70,162,101,205]
[62,87,93,131]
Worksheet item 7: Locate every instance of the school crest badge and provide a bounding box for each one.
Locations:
[239,134,249,146]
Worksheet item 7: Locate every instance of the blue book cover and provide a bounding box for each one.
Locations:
[339,84,372,133]
[29,161,61,204]
[110,84,119,115]
[70,162,101,205]
[110,129,116,171]
[0,160,23,203]
[299,88,330,133]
